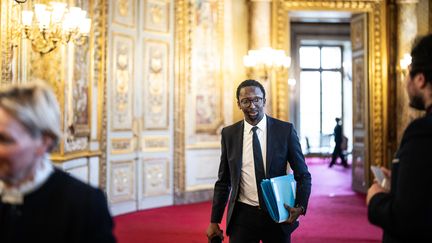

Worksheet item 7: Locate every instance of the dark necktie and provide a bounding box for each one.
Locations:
[252,126,266,209]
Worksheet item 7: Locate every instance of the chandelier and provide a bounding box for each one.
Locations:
[243,47,291,78]
[13,1,91,54]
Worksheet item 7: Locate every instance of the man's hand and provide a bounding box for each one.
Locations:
[282,204,303,224]
[366,182,387,205]
[380,166,391,179]
[206,223,223,241]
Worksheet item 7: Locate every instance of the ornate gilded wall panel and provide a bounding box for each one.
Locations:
[174,0,228,200]
[144,0,170,33]
[351,12,369,192]
[110,160,136,203]
[143,39,169,130]
[112,0,136,28]
[191,0,224,134]
[111,138,135,154]
[275,0,388,172]
[142,158,170,196]
[1,0,107,164]
[353,56,366,128]
[142,136,170,152]
[0,0,16,85]
[71,43,91,136]
[111,33,134,131]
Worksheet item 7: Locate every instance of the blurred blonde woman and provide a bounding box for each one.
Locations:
[0,82,116,243]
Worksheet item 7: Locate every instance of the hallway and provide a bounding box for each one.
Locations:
[292,158,382,242]
[114,158,382,242]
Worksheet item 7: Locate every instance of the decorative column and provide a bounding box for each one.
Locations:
[248,0,276,116]
[250,0,271,50]
[396,0,418,144]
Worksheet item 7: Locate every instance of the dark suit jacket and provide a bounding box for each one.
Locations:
[0,169,116,243]
[210,116,312,236]
[368,112,432,242]
[334,124,342,145]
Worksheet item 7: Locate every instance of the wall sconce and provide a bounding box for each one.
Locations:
[399,53,412,75]
[243,47,291,79]
[13,0,91,54]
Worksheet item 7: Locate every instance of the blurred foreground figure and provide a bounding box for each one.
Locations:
[0,82,116,243]
[367,34,432,242]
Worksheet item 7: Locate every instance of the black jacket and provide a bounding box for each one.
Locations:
[0,169,116,243]
[210,116,312,237]
[368,112,432,242]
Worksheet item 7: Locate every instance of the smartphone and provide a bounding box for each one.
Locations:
[370,165,385,185]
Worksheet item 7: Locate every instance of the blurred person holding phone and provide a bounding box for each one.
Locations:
[366,34,432,242]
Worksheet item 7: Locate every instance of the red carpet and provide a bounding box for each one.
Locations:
[114,159,382,242]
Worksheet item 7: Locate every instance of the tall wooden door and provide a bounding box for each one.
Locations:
[351,14,370,193]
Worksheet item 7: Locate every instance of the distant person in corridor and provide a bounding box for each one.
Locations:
[329,118,348,168]
[367,34,432,242]
[206,79,311,243]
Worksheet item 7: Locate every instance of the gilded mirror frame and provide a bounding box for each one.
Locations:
[272,0,388,167]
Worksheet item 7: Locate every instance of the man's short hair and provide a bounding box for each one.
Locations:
[236,79,266,100]
[410,34,432,83]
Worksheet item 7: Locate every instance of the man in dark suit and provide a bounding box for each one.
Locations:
[329,117,348,168]
[206,80,311,243]
[366,34,432,242]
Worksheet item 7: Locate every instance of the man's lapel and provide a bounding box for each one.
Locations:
[266,116,273,177]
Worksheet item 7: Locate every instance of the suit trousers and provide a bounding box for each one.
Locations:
[229,202,290,243]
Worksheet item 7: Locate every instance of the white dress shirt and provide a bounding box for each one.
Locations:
[238,115,267,206]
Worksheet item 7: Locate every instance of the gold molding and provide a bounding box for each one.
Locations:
[174,0,189,196]
[274,0,388,167]
[95,0,108,191]
[51,151,102,163]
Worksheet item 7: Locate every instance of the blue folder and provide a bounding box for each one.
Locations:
[260,174,296,223]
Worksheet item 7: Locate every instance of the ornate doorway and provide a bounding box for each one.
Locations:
[274,0,388,192]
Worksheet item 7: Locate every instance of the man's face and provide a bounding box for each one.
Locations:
[237,86,266,126]
[406,66,426,110]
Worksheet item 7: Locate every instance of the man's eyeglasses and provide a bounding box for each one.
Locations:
[240,97,264,107]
